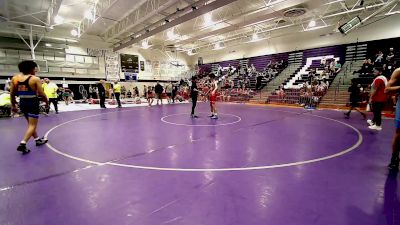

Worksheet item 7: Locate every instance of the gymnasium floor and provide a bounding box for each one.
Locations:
[0,103,398,225]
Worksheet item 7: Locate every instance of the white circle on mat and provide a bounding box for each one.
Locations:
[44,107,363,172]
[161,112,242,127]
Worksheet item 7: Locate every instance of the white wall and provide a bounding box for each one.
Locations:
[198,14,400,64]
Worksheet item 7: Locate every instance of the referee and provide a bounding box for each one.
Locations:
[191,76,199,118]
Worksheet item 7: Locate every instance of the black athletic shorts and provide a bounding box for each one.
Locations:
[20,98,40,119]
[350,101,359,107]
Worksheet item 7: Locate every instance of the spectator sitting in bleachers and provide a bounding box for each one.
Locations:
[315,81,328,96]
[276,87,285,99]
[0,90,11,117]
[384,63,396,79]
[230,79,235,89]
[375,50,384,67]
[358,59,374,74]
[386,48,395,65]
[329,60,335,73]
[308,69,316,84]
[334,61,342,74]
[321,57,326,67]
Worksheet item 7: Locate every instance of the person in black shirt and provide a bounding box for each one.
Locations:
[97,80,106,108]
[358,59,373,74]
[345,79,366,119]
[172,85,178,103]
[154,82,163,105]
[190,76,199,118]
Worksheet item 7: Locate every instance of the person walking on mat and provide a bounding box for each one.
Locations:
[344,79,366,119]
[10,60,49,154]
[113,81,122,108]
[367,67,388,131]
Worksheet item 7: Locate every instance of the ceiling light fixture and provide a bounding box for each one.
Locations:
[252,33,259,41]
[167,29,176,39]
[54,15,64,24]
[308,20,316,27]
[84,10,94,20]
[71,29,78,36]
[204,13,213,25]
[141,40,151,49]
[45,43,52,47]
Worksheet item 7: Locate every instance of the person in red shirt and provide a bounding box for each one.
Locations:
[367,67,388,131]
[208,73,218,119]
[385,68,400,169]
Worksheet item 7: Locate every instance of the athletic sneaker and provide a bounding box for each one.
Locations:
[211,115,218,119]
[368,125,382,131]
[35,137,48,146]
[367,119,374,126]
[208,114,214,117]
[17,144,31,154]
[191,114,199,118]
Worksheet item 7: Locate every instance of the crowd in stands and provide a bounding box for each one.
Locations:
[357,48,397,78]
[268,58,342,107]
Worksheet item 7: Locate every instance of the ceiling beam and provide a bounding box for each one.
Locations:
[176,0,311,46]
[193,1,392,51]
[114,0,241,51]
[104,0,180,41]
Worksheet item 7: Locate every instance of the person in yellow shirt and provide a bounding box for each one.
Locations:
[44,78,59,114]
[113,81,122,108]
[0,90,11,117]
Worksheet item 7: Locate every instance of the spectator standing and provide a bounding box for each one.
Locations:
[154,82,164,105]
[113,81,122,108]
[108,85,114,99]
[147,86,154,106]
[43,78,59,114]
[165,82,173,104]
[89,85,94,99]
[97,80,106,108]
[172,85,178,103]
[367,67,388,131]
[4,78,11,91]
[386,48,395,65]
[121,85,126,98]
[375,51,384,67]
[143,85,147,98]
[134,87,139,97]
